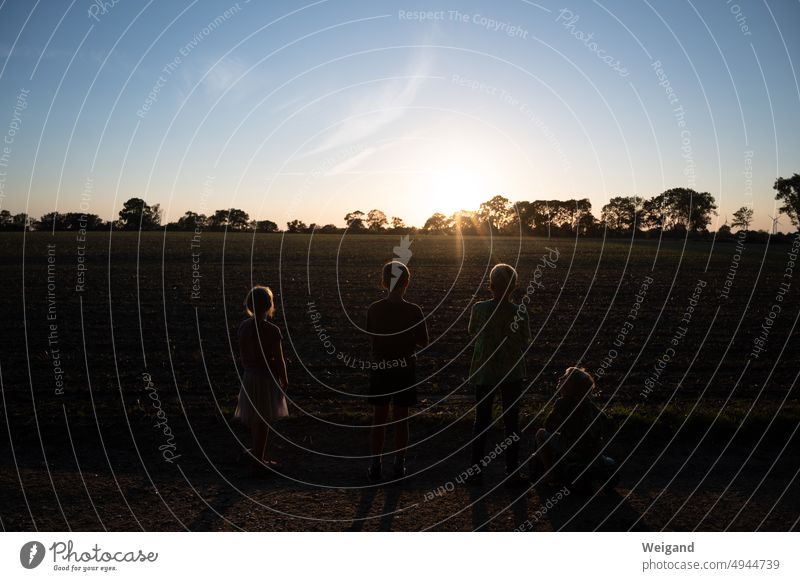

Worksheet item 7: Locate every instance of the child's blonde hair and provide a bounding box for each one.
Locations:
[560,366,595,399]
[244,286,275,318]
[490,263,518,298]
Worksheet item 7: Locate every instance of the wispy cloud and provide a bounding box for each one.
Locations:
[201,57,248,99]
[323,143,391,176]
[298,55,433,161]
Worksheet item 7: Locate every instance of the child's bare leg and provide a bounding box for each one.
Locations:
[535,428,554,472]
[261,424,272,463]
[370,404,390,461]
[392,405,409,461]
[251,421,268,465]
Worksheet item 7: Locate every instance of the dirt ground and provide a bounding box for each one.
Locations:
[2,393,798,532]
[1,232,799,531]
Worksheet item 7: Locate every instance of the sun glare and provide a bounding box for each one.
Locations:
[425,164,490,216]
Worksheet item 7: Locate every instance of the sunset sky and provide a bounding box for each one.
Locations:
[1,0,798,231]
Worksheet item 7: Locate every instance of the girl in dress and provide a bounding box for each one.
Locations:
[235,286,289,476]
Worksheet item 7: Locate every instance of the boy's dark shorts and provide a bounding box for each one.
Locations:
[369,365,417,407]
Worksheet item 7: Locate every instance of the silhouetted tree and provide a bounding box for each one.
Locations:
[207,208,249,231]
[286,219,308,233]
[118,197,161,230]
[717,223,732,238]
[641,196,665,231]
[571,199,594,234]
[38,212,105,231]
[390,216,405,230]
[574,201,597,236]
[208,209,229,230]
[422,212,452,234]
[534,200,560,235]
[774,173,800,229]
[344,210,365,230]
[175,211,207,231]
[1,212,32,230]
[478,195,513,232]
[451,210,479,235]
[366,209,387,231]
[255,219,279,233]
[14,213,30,230]
[601,196,643,234]
[510,202,538,234]
[731,206,754,231]
[652,188,717,232]
[549,200,586,233]
[227,208,250,231]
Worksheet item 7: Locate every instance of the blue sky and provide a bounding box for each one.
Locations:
[1,0,798,230]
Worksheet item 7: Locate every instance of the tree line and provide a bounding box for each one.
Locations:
[2,173,798,236]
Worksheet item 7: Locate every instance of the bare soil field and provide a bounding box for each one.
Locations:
[1,232,798,531]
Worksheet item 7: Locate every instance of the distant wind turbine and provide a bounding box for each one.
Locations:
[767,214,781,235]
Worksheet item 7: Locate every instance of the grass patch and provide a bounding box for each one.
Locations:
[609,401,800,441]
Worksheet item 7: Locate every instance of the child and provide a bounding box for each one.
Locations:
[365,261,429,482]
[235,286,289,477]
[467,263,532,488]
[535,367,612,488]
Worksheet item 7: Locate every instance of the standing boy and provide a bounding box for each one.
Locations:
[468,263,532,487]
[366,261,429,482]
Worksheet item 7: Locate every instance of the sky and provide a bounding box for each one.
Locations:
[0,0,798,231]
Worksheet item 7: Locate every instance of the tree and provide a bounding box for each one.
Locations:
[226,208,250,231]
[641,196,665,231]
[286,219,308,233]
[654,188,717,232]
[478,195,513,232]
[390,216,405,230]
[208,209,229,230]
[366,209,387,231]
[175,211,207,231]
[255,219,279,233]
[344,210,365,230]
[422,212,452,234]
[601,196,643,233]
[451,210,479,235]
[731,206,754,231]
[76,213,104,230]
[531,200,561,235]
[0,211,33,231]
[572,199,594,235]
[117,197,161,230]
[774,173,800,229]
[318,224,339,234]
[717,223,732,238]
[38,212,104,230]
[574,204,597,236]
[37,212,59,230]
[511,201,543,234]
[207,208,249,231]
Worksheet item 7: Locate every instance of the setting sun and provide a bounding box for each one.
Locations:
[423,163,492,216]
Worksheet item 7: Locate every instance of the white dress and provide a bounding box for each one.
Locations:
[235,370,289,425]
